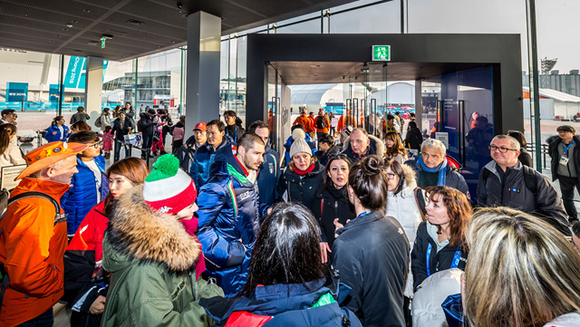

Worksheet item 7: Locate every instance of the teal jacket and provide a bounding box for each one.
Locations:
[101,185,223,327]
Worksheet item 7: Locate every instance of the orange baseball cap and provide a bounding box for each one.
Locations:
[15,141,88,180]
[193,122,206,132]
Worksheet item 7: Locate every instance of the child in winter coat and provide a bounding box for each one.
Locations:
[102,126,114,160]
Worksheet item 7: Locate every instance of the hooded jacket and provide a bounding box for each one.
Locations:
[404,126,423,150]
[0,178,70,326]
[101,186,223,327]
[61,155,109,235]
[477,160,570,235]
[311,182,354,247]
[277,161,324,210]
[257,147,280,206]
[191,136,235,187]
[411,222,468,291]
[386,164,424,246]
[201,279,362,327]
[315,144,341,167]
[196,144,262,297]
[341,134,385,163]
[332,211,410,327]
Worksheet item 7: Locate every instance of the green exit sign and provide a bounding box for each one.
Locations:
[372,45,391,61]
[101,38,106,49]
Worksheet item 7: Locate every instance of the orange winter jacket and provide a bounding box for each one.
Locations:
[315,115,331,134]
[0,178,70,326]
[293,114,314,133]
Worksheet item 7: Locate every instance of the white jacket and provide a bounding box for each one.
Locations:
[0,137,25,167]
[386,164,423,245]
[386,163,424,297]
[544,312,580,327]
[412,268,462,327]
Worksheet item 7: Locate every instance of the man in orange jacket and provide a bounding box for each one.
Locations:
[293,108,314,135]
[315,108,331,141]
[0,141,87,326]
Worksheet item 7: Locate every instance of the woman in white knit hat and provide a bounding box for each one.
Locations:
[277,136,325,210]
[100,154,223,327]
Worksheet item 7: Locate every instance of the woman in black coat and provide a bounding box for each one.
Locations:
[311,154,354,257]
[411,186,471,291]
[277,137,324,210]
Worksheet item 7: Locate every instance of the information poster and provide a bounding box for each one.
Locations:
[1,165,26,190]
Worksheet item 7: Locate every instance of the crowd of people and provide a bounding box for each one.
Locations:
[0,106,580,327]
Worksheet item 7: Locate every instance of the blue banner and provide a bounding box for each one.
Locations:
[6,82,28,102]
[64,57,109,89]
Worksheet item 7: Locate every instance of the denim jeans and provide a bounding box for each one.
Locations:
[114,139,130,161]
[17,308,53,327]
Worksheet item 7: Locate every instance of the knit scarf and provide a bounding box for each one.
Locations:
[293,162,315,177]
[417,155,448,186]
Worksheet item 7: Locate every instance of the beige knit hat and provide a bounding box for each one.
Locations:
[290,137,312,159]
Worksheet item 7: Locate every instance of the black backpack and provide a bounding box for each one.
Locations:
[0,191,61,314]
[316,116,327,129]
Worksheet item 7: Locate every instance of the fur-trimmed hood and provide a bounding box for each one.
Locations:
[400,163,418,190]
[103,185,201,274]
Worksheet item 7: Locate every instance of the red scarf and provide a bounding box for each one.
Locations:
[294,162,315,177]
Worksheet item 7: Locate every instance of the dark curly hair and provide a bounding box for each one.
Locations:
[348,155,389,212]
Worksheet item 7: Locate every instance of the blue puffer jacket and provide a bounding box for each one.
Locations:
[196,144,261,297]
[257,147,280,206]
[44,124,70,142]
[190,136,234,187]
[61,156,109,236]
[200,279,363,327]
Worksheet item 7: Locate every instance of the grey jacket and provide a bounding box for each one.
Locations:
[477,160,570,235]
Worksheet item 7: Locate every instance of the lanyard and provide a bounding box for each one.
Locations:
[357,210,372,218]
[563,140,575,156]
[426,243,462,277]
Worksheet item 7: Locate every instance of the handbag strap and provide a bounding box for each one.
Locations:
[414,187,427,222]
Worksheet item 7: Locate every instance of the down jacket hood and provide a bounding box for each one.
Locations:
[103,185,201,274]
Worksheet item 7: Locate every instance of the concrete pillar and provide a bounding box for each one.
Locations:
[184,11,221,140]
[84,56,104,123]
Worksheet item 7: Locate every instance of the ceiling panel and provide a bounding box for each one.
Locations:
[0,0,365,61]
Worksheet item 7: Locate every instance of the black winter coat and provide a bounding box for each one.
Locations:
[315,145,341,167]
[277,161,324,209]
[137,113,155,137]
[311,183,354,247]
[112,118,132,141]
[404,127,423,150]
[333,211,410,327]
[411,222,467,291]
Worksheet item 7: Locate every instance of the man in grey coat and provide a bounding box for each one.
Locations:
[477,134,570,236]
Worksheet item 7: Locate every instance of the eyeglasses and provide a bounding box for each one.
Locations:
[386,172,397,179]
[489,145,517,153]
[88,142,102,149]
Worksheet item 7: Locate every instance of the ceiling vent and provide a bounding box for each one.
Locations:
[126,19,144,26]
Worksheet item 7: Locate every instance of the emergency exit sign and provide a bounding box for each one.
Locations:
[372,45,391,61]
[101,38,106,48]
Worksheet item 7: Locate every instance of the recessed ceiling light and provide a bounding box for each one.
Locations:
[56,35,61,38]
[63,28,69,31]
[126,19,144,26]
[24,13,28,17]
[66,23,73,28]
[72,20,78,23]
[171,41,175,44]
[83,9,91,13]
[49,40,54,43]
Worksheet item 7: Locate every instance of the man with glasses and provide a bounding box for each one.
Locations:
[248,120,279,206]
[477,134,570,235]
[61,131,109,238]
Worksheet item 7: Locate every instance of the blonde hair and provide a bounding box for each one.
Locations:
[465,207,580,327]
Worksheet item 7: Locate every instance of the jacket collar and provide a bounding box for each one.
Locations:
[335,210,383,237]
[13,177,71,200]
[106,185,201,273]
[484,160,522,179]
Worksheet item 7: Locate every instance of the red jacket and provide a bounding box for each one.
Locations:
[67,201,108,262]
[0,178,70,326]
